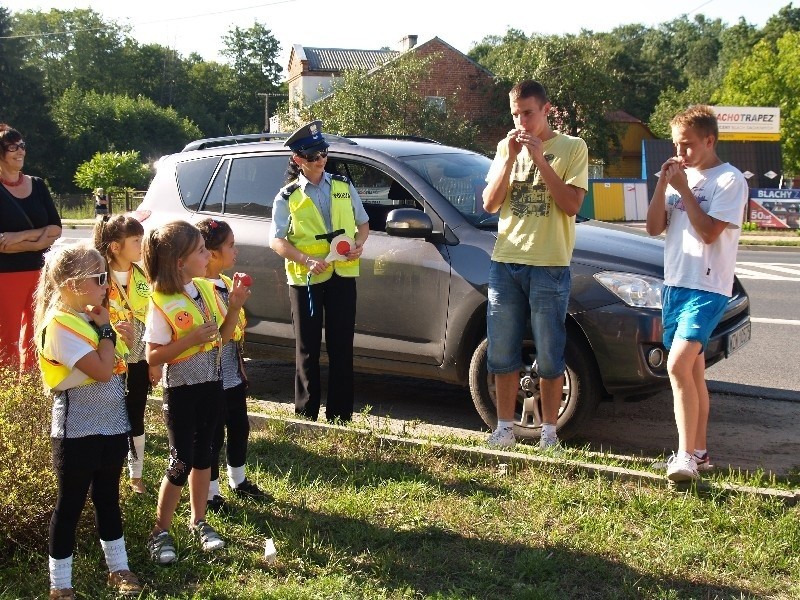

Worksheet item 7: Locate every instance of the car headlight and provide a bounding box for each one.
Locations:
[593,272,663,308]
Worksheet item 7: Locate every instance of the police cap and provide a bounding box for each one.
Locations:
[284,120,329,154]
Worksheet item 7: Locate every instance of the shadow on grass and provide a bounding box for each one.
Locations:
[1,424,763,599]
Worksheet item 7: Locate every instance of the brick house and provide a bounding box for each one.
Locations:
[284,35,507,151]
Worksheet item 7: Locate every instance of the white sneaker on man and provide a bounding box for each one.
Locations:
[487,426,515,449]
[666,452,699,482]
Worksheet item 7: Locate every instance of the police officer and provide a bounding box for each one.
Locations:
[268,121,369,422]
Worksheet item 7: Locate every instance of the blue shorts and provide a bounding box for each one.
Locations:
[662,286,728,351]
[486,262,570,378]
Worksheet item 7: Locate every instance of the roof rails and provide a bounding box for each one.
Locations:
[182,132,358,152]
[345,134,441,144]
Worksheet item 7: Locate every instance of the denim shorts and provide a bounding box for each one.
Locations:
[662,286,728,351]
[486,261,570,378]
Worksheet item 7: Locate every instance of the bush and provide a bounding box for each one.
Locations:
[0,369,56,561]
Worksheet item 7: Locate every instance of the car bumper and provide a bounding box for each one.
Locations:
[573,289,750,398]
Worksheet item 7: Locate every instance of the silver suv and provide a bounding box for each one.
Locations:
[136,133,751,441]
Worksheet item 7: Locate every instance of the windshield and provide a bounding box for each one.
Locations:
[401,152,498,228]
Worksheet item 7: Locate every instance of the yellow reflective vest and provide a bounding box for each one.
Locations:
[38,310,129,390]
[108,264,150,325]
[283,177,359,285]
[149,278,223,364]
[219,274,247,343]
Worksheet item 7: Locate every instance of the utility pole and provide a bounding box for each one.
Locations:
[256,93,288,133]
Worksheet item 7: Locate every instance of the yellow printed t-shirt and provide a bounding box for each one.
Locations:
[489,133,588,266]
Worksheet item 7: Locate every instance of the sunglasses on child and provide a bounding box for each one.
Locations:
[298,149,328,162]
[83,272,108,286]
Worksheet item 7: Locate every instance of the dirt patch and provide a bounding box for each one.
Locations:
[244,359,800,477]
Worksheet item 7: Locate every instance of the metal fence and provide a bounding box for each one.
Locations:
[53,190,147,218]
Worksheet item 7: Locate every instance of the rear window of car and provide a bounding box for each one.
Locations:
[176,154,288,219]
[176,157,220,211]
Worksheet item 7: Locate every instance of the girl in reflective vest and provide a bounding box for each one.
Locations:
[93,215,157,495]
[197,218,268,513]
[34,244,142,599]
[142,220,247,565]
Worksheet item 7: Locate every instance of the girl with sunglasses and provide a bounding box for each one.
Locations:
[0,123,62,372]
[142,220,247,564]
[93,215,158,495]
[34,244,142,599]
[196,218,268,512]
[268,120,369,423]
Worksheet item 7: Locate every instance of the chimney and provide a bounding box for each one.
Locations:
[398,35,418,51]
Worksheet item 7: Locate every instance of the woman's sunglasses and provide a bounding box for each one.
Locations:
[2,141,26,152]
[299,149,328,162]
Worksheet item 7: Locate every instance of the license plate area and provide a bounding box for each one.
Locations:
[726,321,751,356]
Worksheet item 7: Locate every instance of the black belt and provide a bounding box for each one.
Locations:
[315,229,345,242]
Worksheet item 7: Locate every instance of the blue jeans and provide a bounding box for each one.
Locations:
[487,261,570,378]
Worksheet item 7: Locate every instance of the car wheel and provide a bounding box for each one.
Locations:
[468,336,601,441]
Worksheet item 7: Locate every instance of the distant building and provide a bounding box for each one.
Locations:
[603,110,656,179]
[284,35,507,150]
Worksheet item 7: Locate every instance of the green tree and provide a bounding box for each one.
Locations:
[471,31,621,164]
[117,41,190,109]
[0,8,67,186]
[74,150,152,192]
[11,8,127,98]
[715,31,800,175]
[220,21,283,132]
[647,80,718,138]
[760,3,800,47]
[51,87,201,190]
[180,57,239,136]
[294,53,478,150]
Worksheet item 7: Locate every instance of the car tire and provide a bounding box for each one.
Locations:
[468,336,601,442]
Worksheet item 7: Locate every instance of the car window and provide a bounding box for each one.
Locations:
[224,155,287,218]
[203,159,229,214]
[401,153,495,227]
[176,157,221,211]
[326,159,419,232]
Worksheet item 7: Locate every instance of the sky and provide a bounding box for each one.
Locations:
[3,0,792,78]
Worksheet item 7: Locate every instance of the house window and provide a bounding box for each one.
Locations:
[426,96,446,112]
[588,162,604,179]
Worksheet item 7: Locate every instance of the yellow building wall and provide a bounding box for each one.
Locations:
[592,182,626,221]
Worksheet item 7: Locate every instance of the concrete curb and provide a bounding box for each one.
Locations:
[241,406,800,507]
[144,395,798,504]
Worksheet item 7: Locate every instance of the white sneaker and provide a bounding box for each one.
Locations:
[666,452,699,482]
[487,426,515,449]
[539,432,559,451]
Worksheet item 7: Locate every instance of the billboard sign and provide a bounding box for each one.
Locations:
[712,106,780,141]
[749,189,800,229]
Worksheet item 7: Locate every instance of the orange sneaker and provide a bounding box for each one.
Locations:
[129,478,146,494]
[107,569,143,596]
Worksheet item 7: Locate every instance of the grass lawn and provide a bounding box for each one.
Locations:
[2,407,800,599]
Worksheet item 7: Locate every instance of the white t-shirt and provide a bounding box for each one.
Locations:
[43,312,96,390]
[663,162,748,296]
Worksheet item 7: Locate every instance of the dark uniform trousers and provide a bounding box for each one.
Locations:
[288,272,356,422]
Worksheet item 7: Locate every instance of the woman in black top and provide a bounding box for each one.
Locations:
[0,124,62,371]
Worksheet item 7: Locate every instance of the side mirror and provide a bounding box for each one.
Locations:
[385,208,434,238]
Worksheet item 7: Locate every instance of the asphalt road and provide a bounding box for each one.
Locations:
[708,248,800,400]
